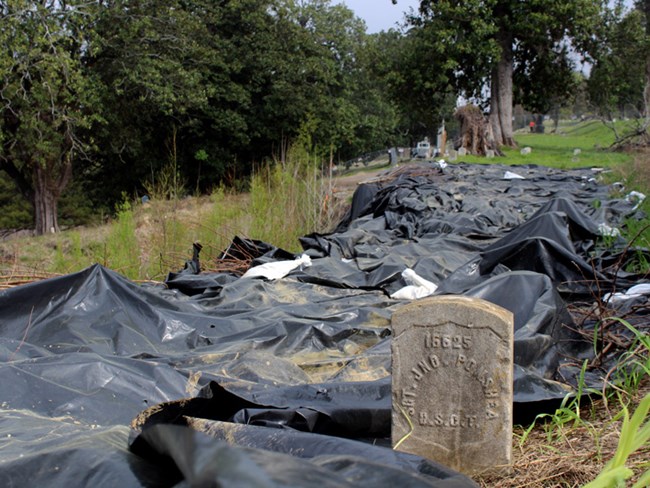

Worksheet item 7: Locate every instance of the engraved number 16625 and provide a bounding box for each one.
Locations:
[425,333,472,349]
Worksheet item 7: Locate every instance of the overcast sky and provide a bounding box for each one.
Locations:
[336,0,421,33]
[338,1,638,34]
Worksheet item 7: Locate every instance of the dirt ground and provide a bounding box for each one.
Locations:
[331,164,392,196]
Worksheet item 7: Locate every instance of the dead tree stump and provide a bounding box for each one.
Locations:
[454,105,503,156]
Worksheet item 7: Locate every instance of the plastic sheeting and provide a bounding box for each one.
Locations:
[1,162,648,486]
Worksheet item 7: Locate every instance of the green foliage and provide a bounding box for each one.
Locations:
[518,361,600,446]
[588,5,649,118]
[0,172,32,229]
[583,393,650,488]
[0,0,103,233]
[414,0,603,105]
[82,0,394,199]
[248,144,336,252]
[369,27,457,143]
[52,231,88,274]
[607,318,650,396]
[514,318,650,486]
[105,198,140,279]
[412,0,605,144]
[142,160,186,202]
[196,186,246,260]
[58,180,101,228]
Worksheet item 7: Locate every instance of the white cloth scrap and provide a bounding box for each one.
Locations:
[242,254,312,280]
[603,283,650,304]
[598,223,621,237]
[503,171,525,180]
[626,191,646,210]
[390,268,438,300]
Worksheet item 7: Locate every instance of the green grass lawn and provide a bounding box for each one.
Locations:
[452,119,635,170]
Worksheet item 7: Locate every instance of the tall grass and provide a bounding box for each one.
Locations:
[39,143,339,280]
[105,199,140,279]
[583,393,650,488]
[194,185,248,265]
[249,145,336,252]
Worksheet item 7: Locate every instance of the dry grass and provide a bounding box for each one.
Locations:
[611,146,650,191]
[0,170,346,281]
[477,381,650,487]
[0,265,61,289]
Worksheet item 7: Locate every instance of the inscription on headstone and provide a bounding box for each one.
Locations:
[391,296,513,476]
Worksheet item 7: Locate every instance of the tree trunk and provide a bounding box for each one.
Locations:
[32,159,72,235]
[455,105,503,156]
[643,0,650,123]
[489,30,516,148]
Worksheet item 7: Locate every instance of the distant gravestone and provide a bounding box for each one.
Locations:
[485,149,495,158]
[391,296,513,476]
[520,147,532,155]
[457,147,467,157]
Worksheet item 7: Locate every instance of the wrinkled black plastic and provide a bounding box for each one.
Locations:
[1,162,648,486]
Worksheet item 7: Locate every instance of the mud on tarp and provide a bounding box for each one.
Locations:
[1,162,648,486]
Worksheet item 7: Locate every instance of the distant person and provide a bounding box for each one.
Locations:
[529,120,535,133]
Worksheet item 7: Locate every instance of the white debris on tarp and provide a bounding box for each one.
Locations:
[242,254,312,280]
[626,190,646,210]
[503,171,525,180]
[612,182,625,192]
[390,268,438,300]
[603,283,650,304]
[436,160,448,169]
[598,223,621,237]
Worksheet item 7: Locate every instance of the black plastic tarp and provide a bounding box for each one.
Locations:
[1,162,648,486]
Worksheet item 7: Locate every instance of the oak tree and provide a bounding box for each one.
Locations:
[413,0,603,147]
[0,0,100,234]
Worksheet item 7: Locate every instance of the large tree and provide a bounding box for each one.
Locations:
[0,0,100,234]
[413,0,603,147]
[586,1,650,145]
[275,0,369,159]
[373,25,463,143]
[589,3,648,119]
[88,0,375,193]
[638,0,650,141]
[89,0,236,195]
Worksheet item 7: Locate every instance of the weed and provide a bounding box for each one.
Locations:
[105,198,140,279]
[607,318,650,398]
[52,231,89,274]
[519,361,601,447]
[143,159,186,202]
[583,393,650,488]
[195,186,246,265]
[143,127,186,203]
[248,143,337,252]
[393,403,414,450]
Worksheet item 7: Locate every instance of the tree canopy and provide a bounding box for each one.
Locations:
[412,0,604,146]
[0,0,101,234]
[0,0,647,233]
